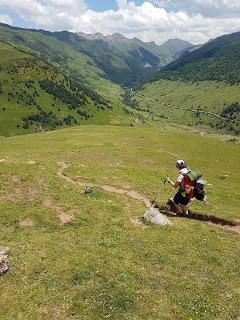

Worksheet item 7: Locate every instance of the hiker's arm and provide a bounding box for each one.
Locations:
[166,177,180,188]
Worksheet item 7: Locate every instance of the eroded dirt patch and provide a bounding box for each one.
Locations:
[43,197,75,225]
[130,217,147,228]
[0,174,38,202]
[59,213,73,225]
[20,218,35,227]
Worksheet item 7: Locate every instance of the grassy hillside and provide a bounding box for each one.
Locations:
[0,25,133,136]
[0,23,170,86]
[0,124,239,319]
[133,80,240,134]
[132,32,240,135]
[150,31,240,85]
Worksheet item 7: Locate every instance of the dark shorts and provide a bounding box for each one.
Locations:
[174,191,190,206]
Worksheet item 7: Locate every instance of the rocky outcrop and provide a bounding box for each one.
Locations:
[0,247,9,276]
[144,207,172,225]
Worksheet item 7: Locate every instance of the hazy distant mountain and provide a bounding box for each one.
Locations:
[77,32,193,68]
[148,31,240,85]
[157,38,193,60]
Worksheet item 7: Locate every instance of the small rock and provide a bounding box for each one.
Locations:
[0,247,9,276]
[0,247,9,256]
[144,207,172,225]
[0,159,6,163]
[28,161,36,165]
[84,186,93,194]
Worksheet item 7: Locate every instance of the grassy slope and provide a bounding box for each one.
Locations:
[135,80,240,133]
[151,31,240,85]
[0,125,239,319]
[0,42,130,136]
[0,26,132,136]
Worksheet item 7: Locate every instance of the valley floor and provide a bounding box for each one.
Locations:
[0,124,239,319]
[134,80,240,135]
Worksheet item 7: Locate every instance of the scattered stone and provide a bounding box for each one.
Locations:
[219,174,229,180]
[0,159,6,163]
[0,247,9,276]
[144,207,172,225]
[28,161,36,165]
[84,186,93,194]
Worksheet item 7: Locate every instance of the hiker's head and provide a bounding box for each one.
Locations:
[176,160,186,169]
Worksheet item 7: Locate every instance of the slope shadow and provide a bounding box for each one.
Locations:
[153,201,240,233]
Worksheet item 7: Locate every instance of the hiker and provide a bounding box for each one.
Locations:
[166,160,192,214]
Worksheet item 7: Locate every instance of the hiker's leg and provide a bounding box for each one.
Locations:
[181,204,189,214]
[175,204,184,213]
[173,192,186,214]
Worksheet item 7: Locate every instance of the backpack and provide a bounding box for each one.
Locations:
[181,169,205,200]
[193,180,206,201]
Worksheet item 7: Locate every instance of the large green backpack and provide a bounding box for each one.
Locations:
[187,170,202,182]
[181,169,203,199]
[187,169,206,201]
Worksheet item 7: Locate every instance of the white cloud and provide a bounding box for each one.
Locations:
[0,0,240,44]
[75,2,240,44]
[151,0,240,17]
[0,14,12,24]
[0,0,87,29]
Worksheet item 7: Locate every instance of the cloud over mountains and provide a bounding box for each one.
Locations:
[0,0,240,44]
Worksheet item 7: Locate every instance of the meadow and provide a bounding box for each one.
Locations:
[0,124,239,319]
[135,80,240,134]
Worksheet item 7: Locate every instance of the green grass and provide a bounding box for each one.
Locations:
[0,124,239,319]
[0,42,130,136]
[135,80,240,133]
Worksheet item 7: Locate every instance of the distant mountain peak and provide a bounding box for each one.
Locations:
[111,33,126,39]
[164,38,193,46]
[77,31,105,40]
[77,31,146,44]
[75,30,193,68]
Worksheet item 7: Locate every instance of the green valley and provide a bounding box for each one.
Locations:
[132,31,240,135]
[132,80,240,134]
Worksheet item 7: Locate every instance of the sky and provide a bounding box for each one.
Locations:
[1,0,240,44]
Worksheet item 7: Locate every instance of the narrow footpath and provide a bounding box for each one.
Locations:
[57,162,240,233]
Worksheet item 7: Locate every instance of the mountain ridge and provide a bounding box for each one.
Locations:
[148,30,240,84]
[77,31,193,66]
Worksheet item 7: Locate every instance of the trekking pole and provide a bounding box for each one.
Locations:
[152,177,168,204]
[164,176,169,185]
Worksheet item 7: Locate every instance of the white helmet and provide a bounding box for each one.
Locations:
[176,160,185,169]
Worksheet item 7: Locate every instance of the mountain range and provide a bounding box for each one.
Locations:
[77,31,193,71]
[0,22,240,136]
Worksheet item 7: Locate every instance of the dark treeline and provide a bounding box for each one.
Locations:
[40,79,86,108]
[221,102,240,119]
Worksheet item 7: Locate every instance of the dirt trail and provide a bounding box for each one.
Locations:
[157,204,240,234]
[57,162,240,233]
[57,161,151,208]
